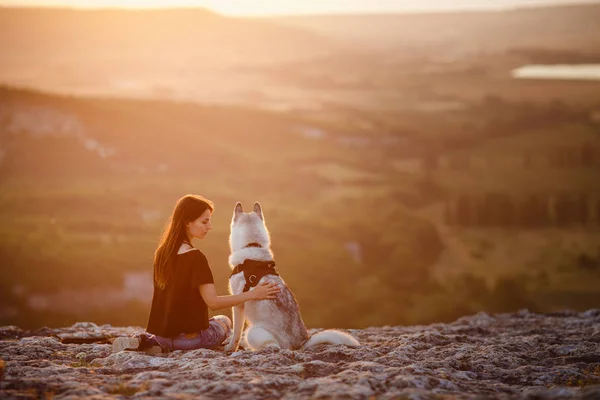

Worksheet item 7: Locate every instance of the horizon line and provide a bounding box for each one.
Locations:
[1,1,599,17]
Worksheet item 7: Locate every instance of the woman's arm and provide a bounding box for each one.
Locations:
[198,281,279,311]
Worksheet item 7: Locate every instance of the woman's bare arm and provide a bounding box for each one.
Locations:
[198,281,279,311]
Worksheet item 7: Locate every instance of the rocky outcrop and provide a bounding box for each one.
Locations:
[1,310,599,399]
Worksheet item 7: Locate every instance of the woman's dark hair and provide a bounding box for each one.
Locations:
[154,194,214,289]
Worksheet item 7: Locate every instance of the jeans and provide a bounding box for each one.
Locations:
[141,315,232,352]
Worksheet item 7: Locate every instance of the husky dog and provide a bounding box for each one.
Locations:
[224,202,360,352]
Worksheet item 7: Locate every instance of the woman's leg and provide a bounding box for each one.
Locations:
[140,333,173,353]
[213,314,232,332]
[171,316,231,350]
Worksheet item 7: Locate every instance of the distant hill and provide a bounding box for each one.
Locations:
[0,7,334,65]
[270,4,600,54]
[0,7,338,98]
[2,5,599,106]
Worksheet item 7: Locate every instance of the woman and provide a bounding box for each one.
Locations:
[113,194,279,353]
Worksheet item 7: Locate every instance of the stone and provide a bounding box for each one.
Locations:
[1,310,599,398]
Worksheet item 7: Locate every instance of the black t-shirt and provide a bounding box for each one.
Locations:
[146,249,214,338]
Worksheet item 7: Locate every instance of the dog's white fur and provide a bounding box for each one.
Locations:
[224,202,360,351]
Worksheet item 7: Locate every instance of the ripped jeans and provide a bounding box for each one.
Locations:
[140,315,231,352]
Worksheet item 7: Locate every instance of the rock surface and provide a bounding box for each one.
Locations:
[1,310,599,399]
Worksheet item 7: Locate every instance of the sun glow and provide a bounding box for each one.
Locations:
[0,0,589,16]
[0,0,329,16]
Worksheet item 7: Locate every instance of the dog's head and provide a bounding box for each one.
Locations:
[229,202,271,252]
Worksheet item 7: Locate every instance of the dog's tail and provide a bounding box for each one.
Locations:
[302,330,360,350]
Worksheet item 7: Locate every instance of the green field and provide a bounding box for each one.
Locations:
[1,76,598,330]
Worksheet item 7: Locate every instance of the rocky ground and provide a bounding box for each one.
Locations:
[1,310,599,399]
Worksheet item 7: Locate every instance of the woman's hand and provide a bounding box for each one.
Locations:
[251,281,280,300]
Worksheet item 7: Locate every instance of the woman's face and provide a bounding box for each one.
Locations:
[186,209,212,241]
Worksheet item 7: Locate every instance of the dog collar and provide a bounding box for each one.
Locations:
[245,242,262,248]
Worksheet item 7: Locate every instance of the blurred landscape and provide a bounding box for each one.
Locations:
[0,3,599,330]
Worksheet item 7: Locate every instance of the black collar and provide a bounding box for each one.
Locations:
[245,242,262,248]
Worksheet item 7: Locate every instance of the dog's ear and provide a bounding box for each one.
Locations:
[253,202,263,220]
[233,202,243,222]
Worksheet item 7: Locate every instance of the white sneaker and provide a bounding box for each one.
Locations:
[112,337,140,353]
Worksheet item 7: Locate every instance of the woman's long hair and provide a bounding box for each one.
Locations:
[154,194,214,289]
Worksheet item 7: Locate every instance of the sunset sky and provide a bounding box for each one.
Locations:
[0,0,598,16]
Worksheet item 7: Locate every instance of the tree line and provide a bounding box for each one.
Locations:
[420,142,599,171]
[445,192,600,227]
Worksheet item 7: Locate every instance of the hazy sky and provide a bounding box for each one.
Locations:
[0,0,598,16]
